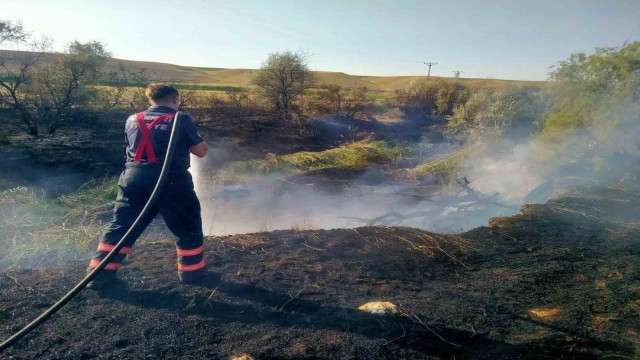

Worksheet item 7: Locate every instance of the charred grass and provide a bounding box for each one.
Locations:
[1,186,639,359]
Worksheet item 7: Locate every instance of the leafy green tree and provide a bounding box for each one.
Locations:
[541,42,640,143]
[537,42,640,177]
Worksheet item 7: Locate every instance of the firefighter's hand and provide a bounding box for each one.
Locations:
[190,141,209,158]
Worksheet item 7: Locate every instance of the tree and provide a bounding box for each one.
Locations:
[535,42,640,179]
[98,65,149,112]
[0,34,51,135]
[541,42,640,142]
[1,20,149,136]
[0,38,114,135]
[35,41,111,134]
[252,50,313,119]
[0,19,27,45]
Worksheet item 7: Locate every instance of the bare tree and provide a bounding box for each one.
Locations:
[98,65,149,112]
[37,41,111,133]
[0,19,28,45]
[0,36,51,135]
[0,39,114,135]
[252,50,313,120]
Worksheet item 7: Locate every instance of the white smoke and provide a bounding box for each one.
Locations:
[463,141,550,202]
[189,112,639,237]
[189,151,521,236]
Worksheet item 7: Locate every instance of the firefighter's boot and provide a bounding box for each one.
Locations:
[85,267,118,290]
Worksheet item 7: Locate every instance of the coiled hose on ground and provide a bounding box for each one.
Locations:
[0,111,183,352]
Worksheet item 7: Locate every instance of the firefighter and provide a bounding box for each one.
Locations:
[87,84,209,288]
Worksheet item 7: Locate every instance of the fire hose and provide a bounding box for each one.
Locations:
[0,111,183,353]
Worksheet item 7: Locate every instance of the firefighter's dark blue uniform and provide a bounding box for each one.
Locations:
[89,105,206,282]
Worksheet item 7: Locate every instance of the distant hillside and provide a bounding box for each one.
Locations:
[0,50,547,91]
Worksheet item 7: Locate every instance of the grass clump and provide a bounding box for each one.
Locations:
[0,177,119,269]
[224,139,413,177]
[59,177,119,208]
[409,149,468,186]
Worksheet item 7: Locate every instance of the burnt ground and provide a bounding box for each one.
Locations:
[1,186,639,359]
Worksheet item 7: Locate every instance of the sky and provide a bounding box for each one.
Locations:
[2,0,640,80]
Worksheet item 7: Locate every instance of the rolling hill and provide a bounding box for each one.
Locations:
[0,50,546,91]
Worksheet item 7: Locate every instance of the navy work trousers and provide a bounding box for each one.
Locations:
[89,163,204,275]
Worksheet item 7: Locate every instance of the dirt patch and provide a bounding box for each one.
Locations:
[1,189,639,359]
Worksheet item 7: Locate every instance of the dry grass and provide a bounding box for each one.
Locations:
[363,75,548,91]
[529,307,563,320]
[207,139,413,185]
[0,50,546,92]
[408,149,468,186]
[0,177,119,269]
[369,227,475,269]
[105,55,547,92]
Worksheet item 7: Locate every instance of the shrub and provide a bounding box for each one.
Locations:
[537,42,640,171]
[447,87,545,143]
[541,42,640,141]
[303,85,372,119]
[395,79,469,121]
[409,150,467,186]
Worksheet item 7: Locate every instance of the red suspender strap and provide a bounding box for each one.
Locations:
[134,113,153,162]
[133,112,176,163]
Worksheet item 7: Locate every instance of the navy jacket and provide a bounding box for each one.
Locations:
[124,106,203,171]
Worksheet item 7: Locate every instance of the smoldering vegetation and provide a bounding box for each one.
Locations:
[191,43,640,239]
[1,41,638,272]
[190,145,521,236]
[191,123,639,237]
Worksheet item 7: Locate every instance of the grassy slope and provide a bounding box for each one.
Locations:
[0,178,119,268]
[362,75,549,91]
[0,50,546,91]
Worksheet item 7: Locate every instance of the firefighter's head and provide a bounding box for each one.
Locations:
[145,84,181,110]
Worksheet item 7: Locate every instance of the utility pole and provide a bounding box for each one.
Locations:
[423,61,437,79]
[453,70,465,79]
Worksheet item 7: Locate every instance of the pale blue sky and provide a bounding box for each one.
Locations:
[3,0,639,80]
